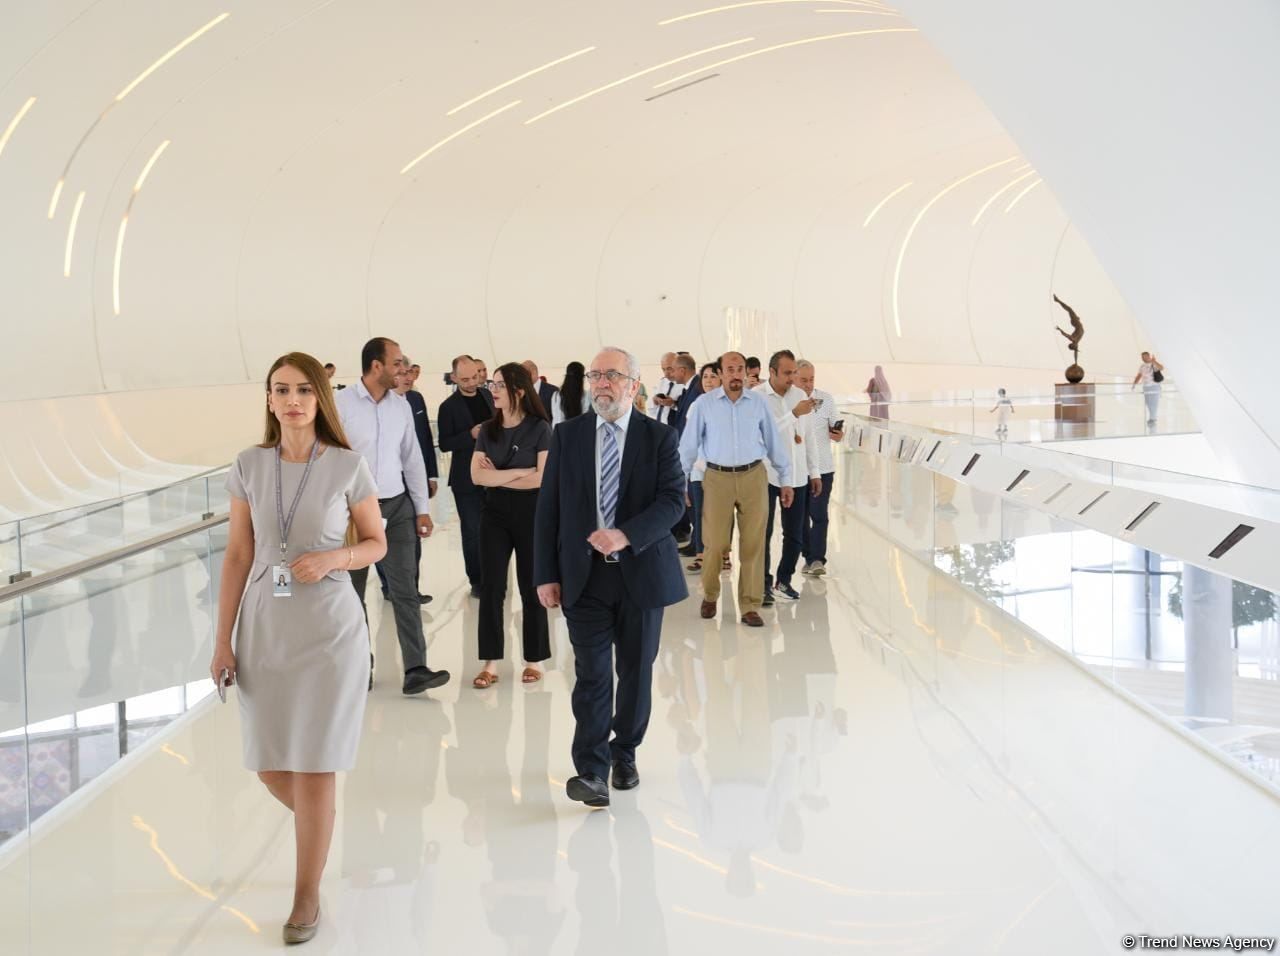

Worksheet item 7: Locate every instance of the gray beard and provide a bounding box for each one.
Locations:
[592,394,628,421]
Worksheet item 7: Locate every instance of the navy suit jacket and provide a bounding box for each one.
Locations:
[404,389,439,480]
[534,409,688,611]
[537,380,559,415]
[668,379,703,438]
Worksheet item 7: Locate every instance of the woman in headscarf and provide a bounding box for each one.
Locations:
[865,365,891,420]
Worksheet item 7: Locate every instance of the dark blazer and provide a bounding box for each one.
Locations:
[538,380,559,414]
[668,378,703,438]
[404,389,439,480]
[534,409,688,611]
[436,388,494,490]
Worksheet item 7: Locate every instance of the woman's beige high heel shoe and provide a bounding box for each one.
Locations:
[283,906,321,945]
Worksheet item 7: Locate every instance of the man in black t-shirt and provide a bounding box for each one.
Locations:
[437,355,495,595]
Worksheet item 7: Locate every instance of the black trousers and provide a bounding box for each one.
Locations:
[350,494,428,672]
[803,472,834,564]
[478,488,549,662]
[765,484,809,589]
[563,558,663,780]
[453,485,486,589]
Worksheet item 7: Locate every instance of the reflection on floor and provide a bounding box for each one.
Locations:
[6,472,1280,953]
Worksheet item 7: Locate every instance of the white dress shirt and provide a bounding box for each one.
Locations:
[809,387,838,475]
[595,408,633,530]
[652,378,687,425]
[752,383,820,488]
[336,380,431,514]
[551,391,592,427]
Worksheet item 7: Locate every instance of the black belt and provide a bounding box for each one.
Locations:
[706,460,760,473]
[378,492,406,505]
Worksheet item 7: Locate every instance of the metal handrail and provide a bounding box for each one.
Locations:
[0,513,228,602]
[8,463,230,537]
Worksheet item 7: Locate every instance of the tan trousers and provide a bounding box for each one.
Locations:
[701,462,768,612]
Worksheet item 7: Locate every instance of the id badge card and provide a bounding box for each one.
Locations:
[272,566,292,597]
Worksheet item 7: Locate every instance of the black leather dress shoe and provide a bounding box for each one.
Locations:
[612,761,640,790]
[418,593,433,605]
[566,774,610,808]
[403,667,450,695]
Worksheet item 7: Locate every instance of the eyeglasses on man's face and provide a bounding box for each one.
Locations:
[585,369,634,384]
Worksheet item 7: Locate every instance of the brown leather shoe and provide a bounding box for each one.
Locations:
[700,599,716,619]
[740,611,764,627]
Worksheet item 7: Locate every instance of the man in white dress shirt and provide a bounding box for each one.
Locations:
[337,337,450,695]
[653,354,693,427]
[753,350,822,604]
[795,360,843,577]
[650,352,678,421]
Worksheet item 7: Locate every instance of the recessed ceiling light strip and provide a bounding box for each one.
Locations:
[1005,178,1043,213]
[114,140,171,315]
[653,28,916,89]
[64,191,86,277]
[401,100,523,174]
[526,38,755,124]
[891,155,1021,337]
[48,179,66,220]
[970,166,1034,226]
[47,14,228,220]
[0,96,37,161]
[863,181,912,227]
[115,13,231,102]
[447,46,596,116]
[660,0,885,26]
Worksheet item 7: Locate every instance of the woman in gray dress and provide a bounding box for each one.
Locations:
[209,351,386,944]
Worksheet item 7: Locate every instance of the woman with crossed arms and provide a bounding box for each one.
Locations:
[209,351,386,945]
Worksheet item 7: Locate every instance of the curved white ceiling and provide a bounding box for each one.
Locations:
[2,0,1145,406]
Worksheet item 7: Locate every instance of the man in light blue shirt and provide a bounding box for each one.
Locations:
[678,351,791,627]
[336,337,449,695]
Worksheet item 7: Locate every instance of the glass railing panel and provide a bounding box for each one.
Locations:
[13,469,228,578]
[840,383,1197,444]
[21,529,219,729]
[0,587,30,948]
[841,425,1280,791]
[0,521,19,583]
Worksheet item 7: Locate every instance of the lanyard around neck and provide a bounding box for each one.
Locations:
[275,441,319,560]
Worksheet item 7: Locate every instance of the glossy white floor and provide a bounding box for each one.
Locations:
[5,470,1280,954]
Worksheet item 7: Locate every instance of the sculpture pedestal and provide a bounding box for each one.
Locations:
[1055,383,1095,423]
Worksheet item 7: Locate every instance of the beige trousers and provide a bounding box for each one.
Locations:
[700,462,768,612]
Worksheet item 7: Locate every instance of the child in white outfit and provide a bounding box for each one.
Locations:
[990,388,1015,438]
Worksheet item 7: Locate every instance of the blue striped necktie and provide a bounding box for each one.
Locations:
[600,422,620,550]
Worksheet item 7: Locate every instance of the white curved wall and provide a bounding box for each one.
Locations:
[893,0,1280,485]
[1,0,1151,419]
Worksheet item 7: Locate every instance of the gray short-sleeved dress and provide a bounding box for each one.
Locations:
[226,445,377,772]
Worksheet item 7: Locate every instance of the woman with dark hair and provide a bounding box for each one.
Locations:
[209,351,387,943]
[552,360,591,426]
[685,362,731,575]
[470,363,553,688]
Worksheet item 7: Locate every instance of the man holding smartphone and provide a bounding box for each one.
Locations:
[796,360,842,577]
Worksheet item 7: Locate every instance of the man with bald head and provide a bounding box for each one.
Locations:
[523,359,559,413]
[535,347,687,808]
[678,351,791,627]
[437,354,494,595]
